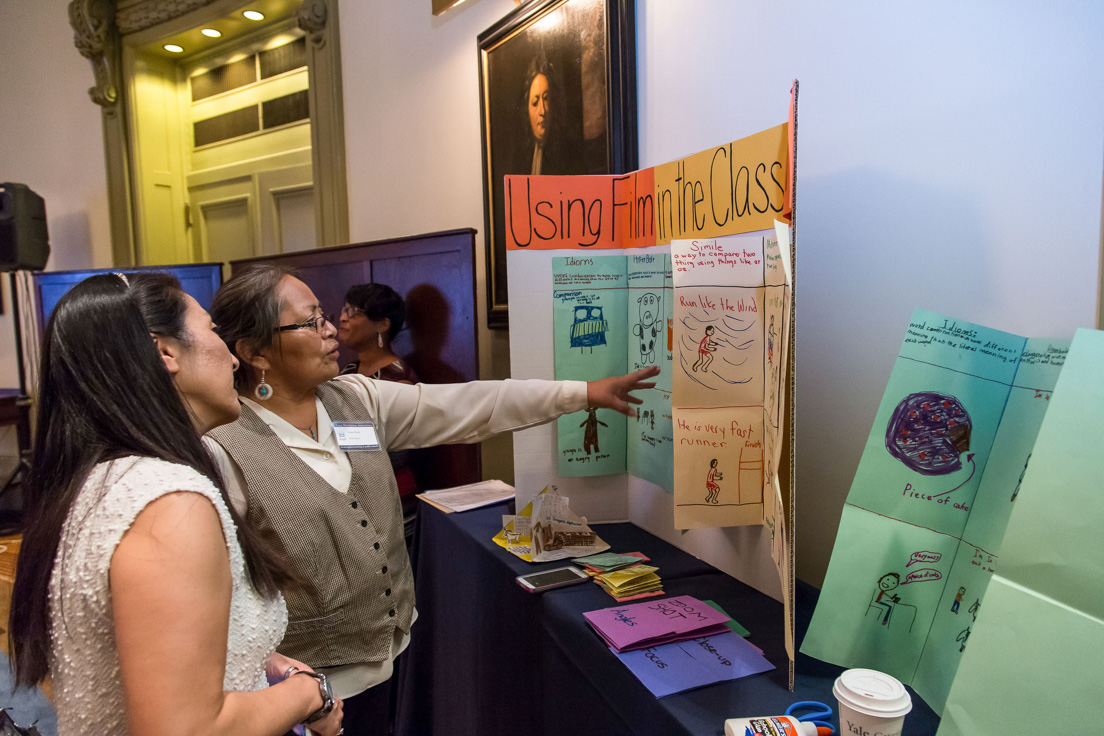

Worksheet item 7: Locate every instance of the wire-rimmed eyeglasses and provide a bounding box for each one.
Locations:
[340,305,365,318]
[277,312,333,334]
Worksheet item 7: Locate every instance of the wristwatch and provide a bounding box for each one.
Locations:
[293,670,335,723]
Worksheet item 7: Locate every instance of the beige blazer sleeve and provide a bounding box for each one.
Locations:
[333,376,588,452]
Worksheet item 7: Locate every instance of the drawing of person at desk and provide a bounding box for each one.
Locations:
[872,573,902,625]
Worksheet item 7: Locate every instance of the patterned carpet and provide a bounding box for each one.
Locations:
[0,536,58,736]
[0,651,57,735]
[0,536,17,583]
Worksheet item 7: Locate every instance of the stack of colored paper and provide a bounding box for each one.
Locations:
[572,551,649,573]
[572,551,663,600]
[583,595,732,653]
[594,564,663,601]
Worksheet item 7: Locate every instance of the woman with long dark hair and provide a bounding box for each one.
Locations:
[9,273,344,736]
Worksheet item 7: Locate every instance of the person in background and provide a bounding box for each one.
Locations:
[338,282,420,513]
[337,283,417,383]
[204,265,659,735]
[9,273,343,736]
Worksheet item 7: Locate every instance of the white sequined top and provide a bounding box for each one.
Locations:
[48,456,288,735]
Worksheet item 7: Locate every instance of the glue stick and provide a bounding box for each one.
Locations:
[723,715,833,736]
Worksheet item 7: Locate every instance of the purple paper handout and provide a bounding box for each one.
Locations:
[614,631,775,698]
[583,595,733,653]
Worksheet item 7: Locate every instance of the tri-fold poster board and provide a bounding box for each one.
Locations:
[508,85,799,685]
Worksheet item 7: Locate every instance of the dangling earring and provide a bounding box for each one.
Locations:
[378,331,384,348]
[255,369,273,401]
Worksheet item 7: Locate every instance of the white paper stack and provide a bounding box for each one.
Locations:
[417,480,515,513]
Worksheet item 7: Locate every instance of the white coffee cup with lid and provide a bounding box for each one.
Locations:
[833,668,912,736]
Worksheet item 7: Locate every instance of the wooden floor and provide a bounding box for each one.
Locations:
[0,534,54,701]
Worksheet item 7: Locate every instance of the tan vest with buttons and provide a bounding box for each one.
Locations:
[207,380,415,667]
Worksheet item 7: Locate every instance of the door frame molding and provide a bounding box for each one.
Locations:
[68,0,349,266]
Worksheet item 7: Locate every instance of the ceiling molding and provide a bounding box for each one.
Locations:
[69,0,122,107]
[115,0,221,36]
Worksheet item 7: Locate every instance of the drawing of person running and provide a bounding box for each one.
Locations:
[705,458,723,504]
[692,325,717,372]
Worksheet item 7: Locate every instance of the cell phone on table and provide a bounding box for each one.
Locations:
[515,565,590,593]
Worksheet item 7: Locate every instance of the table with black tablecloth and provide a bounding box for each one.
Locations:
[395,501,941,736]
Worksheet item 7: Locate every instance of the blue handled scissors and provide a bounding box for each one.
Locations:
[785,701,834,734]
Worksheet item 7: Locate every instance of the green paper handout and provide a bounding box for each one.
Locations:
[800,308,1068,713]
[626,254,675,491]
[553,254,675,487]
[554,255,629,476]
[703,599,752,637]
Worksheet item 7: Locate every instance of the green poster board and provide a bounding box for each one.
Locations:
[937,329,1104,734]
[801,309,1068,712]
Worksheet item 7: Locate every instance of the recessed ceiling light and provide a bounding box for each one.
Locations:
[201,28,222,38]
[243,10,265,21]
[164,44,184,53]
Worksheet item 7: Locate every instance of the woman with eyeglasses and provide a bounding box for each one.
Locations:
[337,283,417,384]
[9,273,344,736]
[337,282,420,514]
[202,265,658,735]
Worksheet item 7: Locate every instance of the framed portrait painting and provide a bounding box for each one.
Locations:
[478,0,637,329]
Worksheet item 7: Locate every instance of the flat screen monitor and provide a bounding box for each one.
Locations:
[33,264,223,333]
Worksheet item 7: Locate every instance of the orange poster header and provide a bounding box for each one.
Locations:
[503,169,656,250]
[505,122,789,250]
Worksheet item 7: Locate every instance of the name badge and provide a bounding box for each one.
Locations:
[332,422,381,451]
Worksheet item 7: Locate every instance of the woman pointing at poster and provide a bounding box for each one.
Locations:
[203,266,658,734]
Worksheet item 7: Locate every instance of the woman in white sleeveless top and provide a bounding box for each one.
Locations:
[9,273,344,736]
